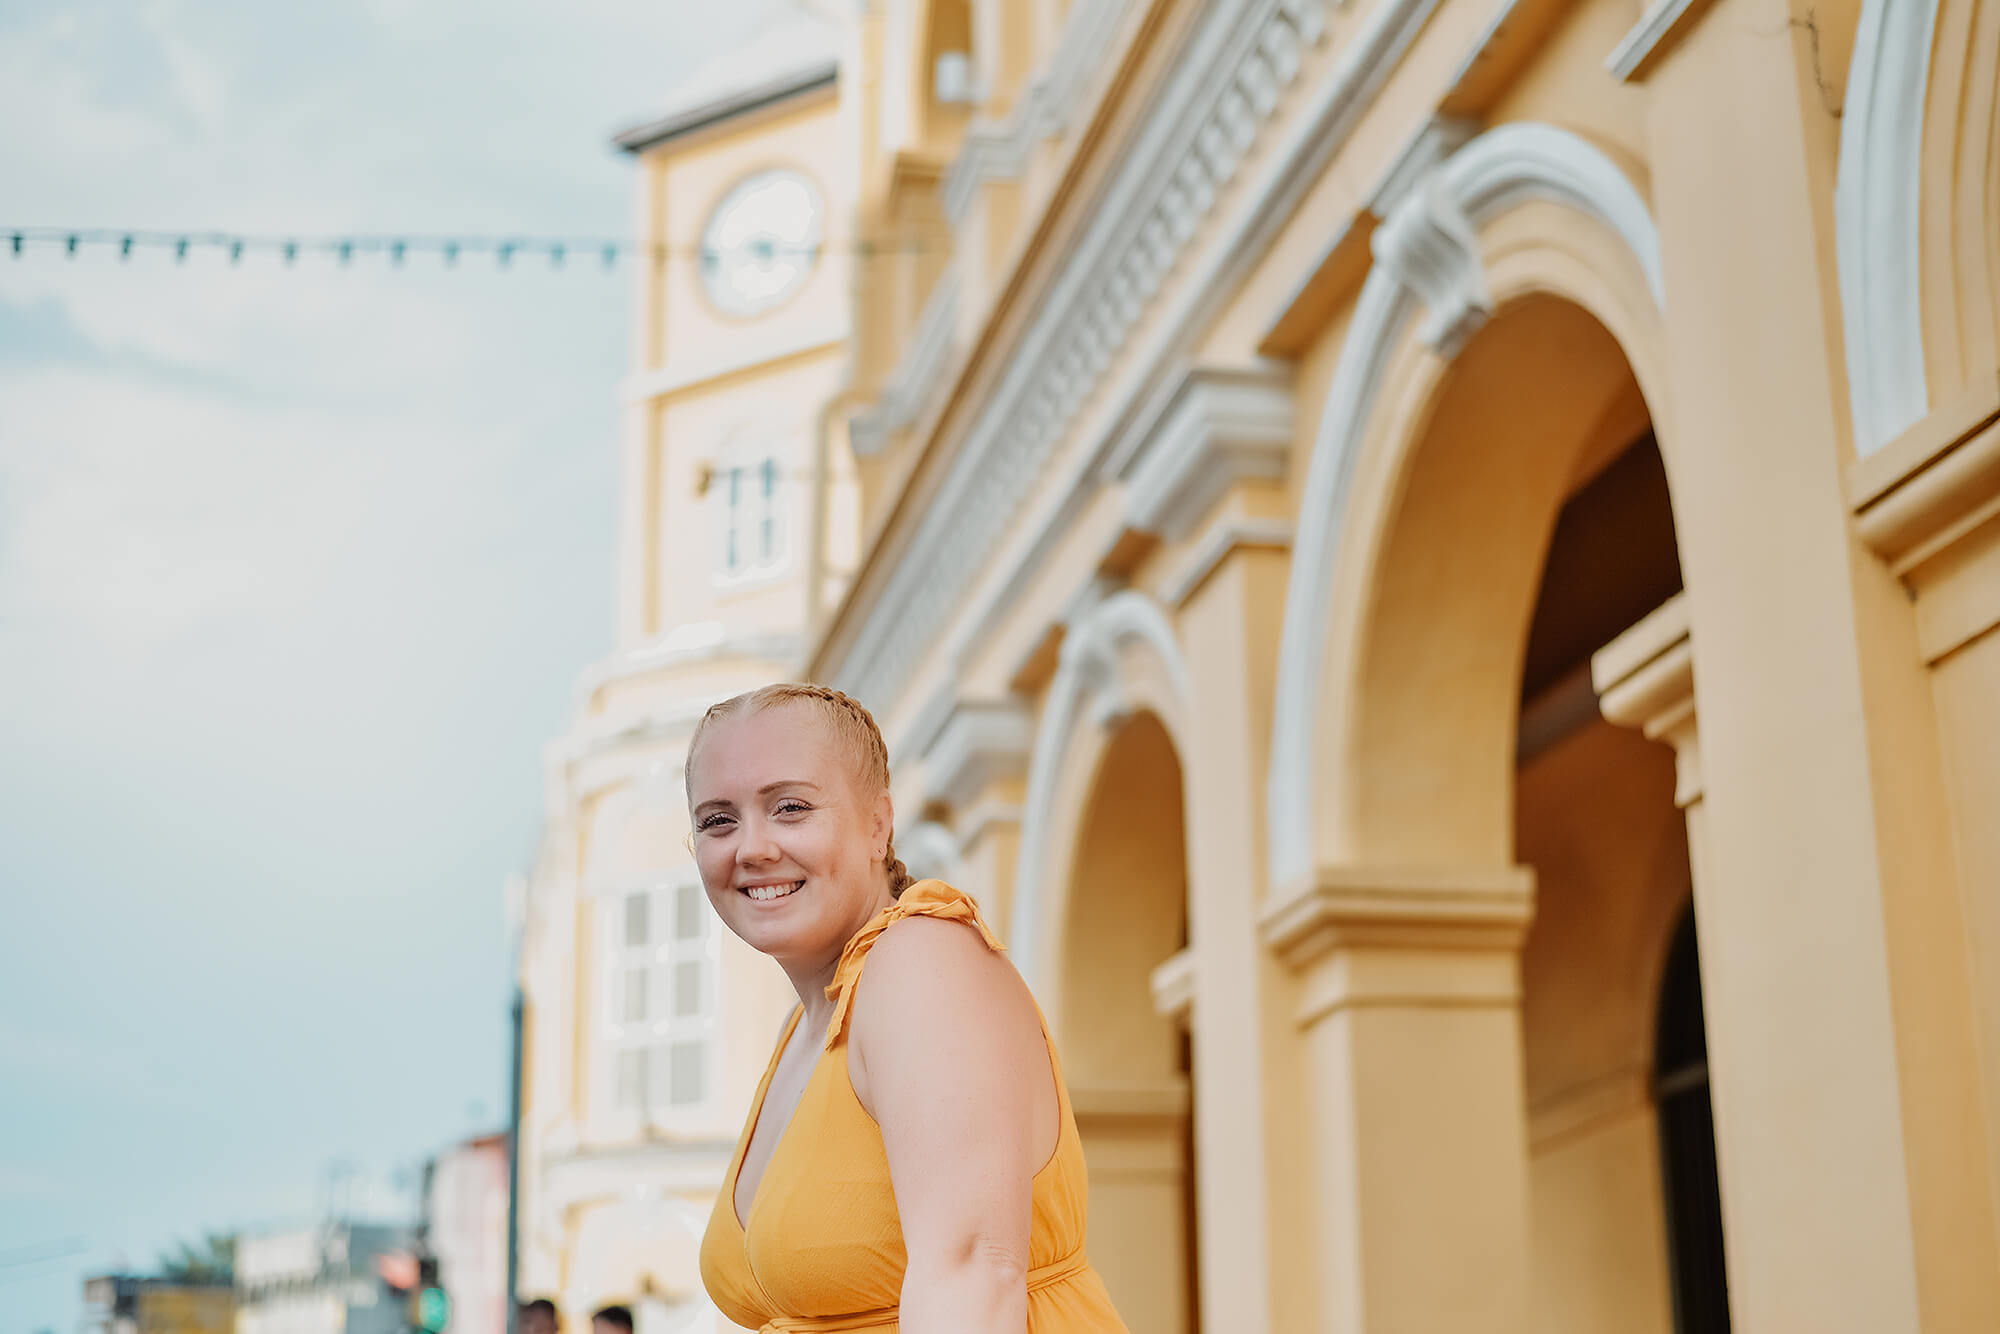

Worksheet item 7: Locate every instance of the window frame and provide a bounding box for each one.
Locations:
[709,445,791,588]
[603,876,722,1120]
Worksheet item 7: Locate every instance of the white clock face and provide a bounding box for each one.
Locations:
[699,170,825,316]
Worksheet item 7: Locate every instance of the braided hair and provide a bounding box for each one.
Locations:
[687,683,916,898]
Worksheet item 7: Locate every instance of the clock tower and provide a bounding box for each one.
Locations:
[511,7,860,1330]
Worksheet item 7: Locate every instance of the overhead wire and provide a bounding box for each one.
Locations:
[2,227,937,270]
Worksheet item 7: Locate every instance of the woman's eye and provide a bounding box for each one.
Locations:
[775,800,811,816]
[697,814,734,832]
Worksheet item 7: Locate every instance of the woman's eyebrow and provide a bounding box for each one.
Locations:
[759,780,823,795]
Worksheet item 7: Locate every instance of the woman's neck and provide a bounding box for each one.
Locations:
[777,882,899,1037]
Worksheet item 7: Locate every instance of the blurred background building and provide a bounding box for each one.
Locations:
[421,1133,509,1334]
[233,1221,416,1334]
[509,2,860,1329]
[81,1274,234,1334]
[517,0,2000,1331]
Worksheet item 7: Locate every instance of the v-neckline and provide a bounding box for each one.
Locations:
[731,1004,811,1232]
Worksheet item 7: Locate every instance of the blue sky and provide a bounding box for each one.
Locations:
[0,3,785,1329]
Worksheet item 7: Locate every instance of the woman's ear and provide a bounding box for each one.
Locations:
[872,789,895,859]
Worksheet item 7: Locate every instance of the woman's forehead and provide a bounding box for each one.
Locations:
[690,704,845,787]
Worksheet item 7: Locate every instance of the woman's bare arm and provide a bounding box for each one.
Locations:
[849,915,1059,1334]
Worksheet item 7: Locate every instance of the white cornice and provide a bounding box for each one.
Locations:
[1368,115,1481,217]
[1836,0,1939,456]
[1158,515,1295,608]
[540,1139,735,1215]
[940,0,1135,223]
[851,274,960,455]
[920,698,1034,810]
[621,323,845,403]
[574,626,802,709]
[829,0,1344,712]
[1108,365,1296,541]
[1604,0,1700,82]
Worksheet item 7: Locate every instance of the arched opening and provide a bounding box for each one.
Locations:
[1307,281,1728,1327]
[1055,709,1198,1334]
[1498,317,1729,1331]
[1513,423,1714,1334]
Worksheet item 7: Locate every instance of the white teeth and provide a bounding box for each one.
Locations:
[743,881,802,902]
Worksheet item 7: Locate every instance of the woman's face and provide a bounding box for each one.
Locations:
[686,702,894,965]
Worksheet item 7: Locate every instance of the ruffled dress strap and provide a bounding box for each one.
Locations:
[822,879,1004,1050]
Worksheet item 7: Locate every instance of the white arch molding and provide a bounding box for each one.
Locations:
[1836,0,1940,456]
[1266,121,1668,890]
[900,818,966,885]
[1010,589,1194,990]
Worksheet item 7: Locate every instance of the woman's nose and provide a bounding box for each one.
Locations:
[735,818,780,864]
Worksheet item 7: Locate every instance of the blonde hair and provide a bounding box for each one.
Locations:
[687,683,915,898]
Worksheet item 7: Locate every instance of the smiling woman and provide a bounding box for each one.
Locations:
[681,684,1129,1334]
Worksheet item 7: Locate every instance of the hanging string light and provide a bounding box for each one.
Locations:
[0,226,934,272]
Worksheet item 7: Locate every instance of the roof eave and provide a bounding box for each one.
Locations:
[612,61,839,155]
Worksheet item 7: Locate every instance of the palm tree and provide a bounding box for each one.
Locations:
[157,1233,234,1285]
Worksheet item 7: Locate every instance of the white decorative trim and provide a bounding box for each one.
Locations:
[1836,0,1939,457]
[1447,123,1666,306]
[1150,947,1197,1024]
[1011,590,1192,989]
[920,698,1033,809]
[621,324,845,403]
[573,625,801,708]
[1368,115,1480,218]
[1372,174,1493,357]
[1267,123,1666,889]
[941,0,1137,223]
[1159,515,1295,608]
[1605,0,1700,82]
[850,274,961,455]
[1110,366,1295,540]
[900,819,967,884]
[830,0,1340,711]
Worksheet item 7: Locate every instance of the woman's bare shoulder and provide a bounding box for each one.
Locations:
[848,914,1041,1070]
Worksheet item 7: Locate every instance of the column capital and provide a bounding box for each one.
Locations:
[1261,864,1536,968]
[1593,592,1701,806]
[908,695,1033,812]
[1149,946,1195,1028]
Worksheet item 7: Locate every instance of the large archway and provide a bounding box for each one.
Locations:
[1055,708,1198,1334]
[1259,121,1739,1331]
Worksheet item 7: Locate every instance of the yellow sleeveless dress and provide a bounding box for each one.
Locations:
[699,880,1130,1333]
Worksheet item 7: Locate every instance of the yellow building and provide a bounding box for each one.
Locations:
[807,1,2000,1332]
[83,1276,233,1334]
[526,0,2000,1330]
[512,5,861,1328]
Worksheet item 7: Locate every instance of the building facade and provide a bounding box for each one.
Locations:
[423,1133,510,1334]
[234,1222,416,1334]
[82,1275,234,1334]
[804,1,2000,1333]
[511,4,861,1329]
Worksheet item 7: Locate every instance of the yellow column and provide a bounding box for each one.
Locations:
[1176,545,1314,1333]
[1261,866,1534,1334]
[1648,2,1997,1325]
[1069,1084,1195,1334]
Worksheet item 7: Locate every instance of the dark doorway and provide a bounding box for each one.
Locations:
[1656,910,1731,1333]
